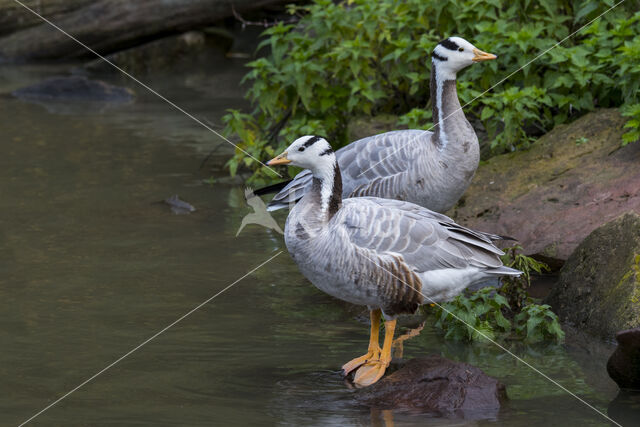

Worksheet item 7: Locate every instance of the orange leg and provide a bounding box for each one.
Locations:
[342,309,382,376]
[354,318,397,387]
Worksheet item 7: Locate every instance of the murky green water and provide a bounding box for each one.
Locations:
[0,59,631,426]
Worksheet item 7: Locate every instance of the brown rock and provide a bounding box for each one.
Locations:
[607,328,640,390]
[355,355,507,418]
[448,109,640,263]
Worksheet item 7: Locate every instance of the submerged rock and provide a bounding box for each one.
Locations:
[448,109,640,264]
[545,212,640,340]
[607,328,640,390]
[354,355,506,419]
[12,76,134,102]
[164,195,196,215]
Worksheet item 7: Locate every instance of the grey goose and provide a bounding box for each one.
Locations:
[267,135,521,387]
[258,36,496,213]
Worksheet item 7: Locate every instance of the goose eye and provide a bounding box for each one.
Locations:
[298,147,305,152]
[458,47,464,52]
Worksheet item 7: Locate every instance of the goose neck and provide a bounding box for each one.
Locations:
[430,64,465,150]
[309,159,342,222]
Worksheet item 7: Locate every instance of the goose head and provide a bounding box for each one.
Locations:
[267,135,336,177]
[431,36,496,80]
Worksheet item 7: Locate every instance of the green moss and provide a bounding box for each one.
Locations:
[545,213,640,339]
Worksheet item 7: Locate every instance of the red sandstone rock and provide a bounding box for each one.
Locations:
[448,109,640,263]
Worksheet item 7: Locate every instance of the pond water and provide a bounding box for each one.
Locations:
[0,56,633,426]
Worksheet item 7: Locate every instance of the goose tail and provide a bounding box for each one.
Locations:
[486,266,523,276]
[253,179,293,196]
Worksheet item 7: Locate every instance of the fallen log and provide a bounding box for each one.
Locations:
[0,0,287,61]
[0,0,93,37]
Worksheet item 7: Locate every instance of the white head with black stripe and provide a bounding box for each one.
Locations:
[267,135,335,176]
[431,37,496,80]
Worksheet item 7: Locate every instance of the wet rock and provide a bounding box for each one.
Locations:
[607,328,640,390]
[447,109,640,263]
[545,212,640,340]
[164,195,196,215]
[354,355,507,418]
[12,75,134,102]
[84,30,232,75]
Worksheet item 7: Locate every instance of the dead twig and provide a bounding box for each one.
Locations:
[232,5,301,29]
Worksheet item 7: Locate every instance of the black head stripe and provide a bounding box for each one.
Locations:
[431,51,448,61]
[439,38,460,51]
[319,147,333,156]
[303,135,322,148]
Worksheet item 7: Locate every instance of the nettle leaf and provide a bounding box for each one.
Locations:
[494,311,511,331]
[481,106,495,121]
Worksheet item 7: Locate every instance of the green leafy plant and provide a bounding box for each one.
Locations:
[434,245,563,343]
[500,244,551,310]
[621,103,640,145]
[222,0,640,182]
[515,303,565,343]
[575,136,589,145]
[435,287,511,342]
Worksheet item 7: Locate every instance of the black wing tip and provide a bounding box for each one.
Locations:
[253,179,293,196]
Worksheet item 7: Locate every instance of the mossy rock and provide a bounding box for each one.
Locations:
[448,109,640,262]
[545,212,640,340]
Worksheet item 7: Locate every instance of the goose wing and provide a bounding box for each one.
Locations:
[364,197,505,242]
[336,197,504,273]
[267,130,431,210]
[267,169,312,211]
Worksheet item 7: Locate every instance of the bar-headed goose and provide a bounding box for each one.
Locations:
[258,37,496,213]
[268,135,520,387]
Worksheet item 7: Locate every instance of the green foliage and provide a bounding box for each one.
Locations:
[515,303,565,343]
[500,244,550,310]
[434,245,563,343]
[434,290,564,344]
[435,287,511,342]
[575,136,589,145]
[223,0,640,180]
[621,103,640,145]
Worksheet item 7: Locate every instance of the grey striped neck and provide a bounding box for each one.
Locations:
[310,161,342,222]
[430,62,465,151]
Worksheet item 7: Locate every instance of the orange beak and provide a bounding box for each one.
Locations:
[472,48,497,62]
[267,152,291,166]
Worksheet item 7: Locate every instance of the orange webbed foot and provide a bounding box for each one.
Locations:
[353,358,390,387]
[342,347,381,376]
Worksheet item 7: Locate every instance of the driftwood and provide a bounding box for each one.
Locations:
[0,0,287,61]
[0,0,93,37]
